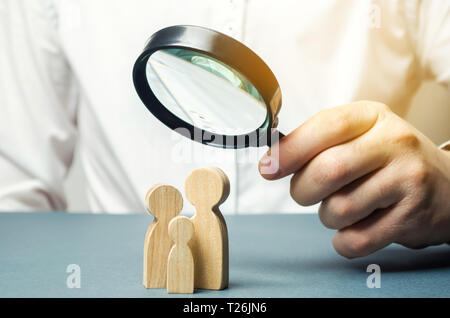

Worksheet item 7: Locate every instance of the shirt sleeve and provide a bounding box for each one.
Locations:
[415,0,450,88]
[0,0,78,211]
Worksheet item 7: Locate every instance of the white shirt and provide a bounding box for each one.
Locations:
[1,0,449,214]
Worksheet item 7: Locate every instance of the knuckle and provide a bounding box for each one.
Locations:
[400,240,428,250]
[372,101,391,113]
[313,154,349,187]
[400,194,433,228]
[338,230,371,258]
[357,100,391,112]
[289,174,307,206]
[320,196,355,229]
[334,112,353,136]
[290,174,318,206]
[397,162,433,218]
[333,197,355,220]
[396,226,431,249]
[316,108,352,136]
[318,201,335,229]
[347,234,370,257]
[392,128,420,150]
[408,160,430,188]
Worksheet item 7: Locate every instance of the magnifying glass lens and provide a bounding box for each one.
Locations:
[146,48,269,136]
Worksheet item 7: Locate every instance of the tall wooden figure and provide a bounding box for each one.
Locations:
[143,184,183,288]
[167,216,195,294]
[185,167,229,290]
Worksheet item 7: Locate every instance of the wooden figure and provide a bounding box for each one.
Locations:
[185,167,230,290]
[143,184,183,288]
[167,216,195,294]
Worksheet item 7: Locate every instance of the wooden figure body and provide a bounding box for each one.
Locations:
[167,216,195,294]
[143,184,183,288]
[185,167,230,290]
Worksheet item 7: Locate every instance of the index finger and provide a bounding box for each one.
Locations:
[259,101,386,180]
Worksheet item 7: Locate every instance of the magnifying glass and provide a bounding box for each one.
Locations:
[133,25,284,149]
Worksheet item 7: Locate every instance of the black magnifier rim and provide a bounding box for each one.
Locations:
[133,25,281,149]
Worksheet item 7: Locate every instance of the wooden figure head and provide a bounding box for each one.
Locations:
[185,167,230,209]
[145,184,183,221]
[168,216,194,245]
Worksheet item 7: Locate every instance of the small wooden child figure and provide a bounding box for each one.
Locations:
[167,216,195,294]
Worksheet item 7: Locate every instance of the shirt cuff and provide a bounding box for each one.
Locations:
[439,140,450,152]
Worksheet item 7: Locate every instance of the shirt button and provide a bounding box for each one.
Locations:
[223,21,237,37]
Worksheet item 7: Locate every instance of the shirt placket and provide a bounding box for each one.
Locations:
[219,0,246,41]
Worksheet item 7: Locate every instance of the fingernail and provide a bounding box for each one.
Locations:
[260,156,272,167]
[259,152,279,176]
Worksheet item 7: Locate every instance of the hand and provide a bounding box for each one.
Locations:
[259,101,450,258]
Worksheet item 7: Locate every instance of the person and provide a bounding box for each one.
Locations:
[0,0,449,258]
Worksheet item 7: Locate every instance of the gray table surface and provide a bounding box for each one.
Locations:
[0,212,449,298]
